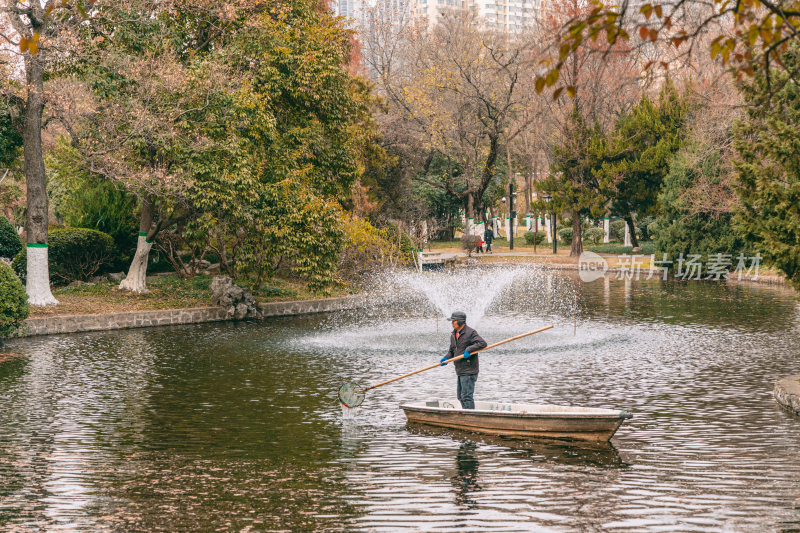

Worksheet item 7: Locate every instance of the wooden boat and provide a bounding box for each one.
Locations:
[400,400,633,442]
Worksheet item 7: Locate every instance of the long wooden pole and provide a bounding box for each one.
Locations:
[361,325,554,393]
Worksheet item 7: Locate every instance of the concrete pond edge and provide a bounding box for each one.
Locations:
[774,376,800,417]
[18,295,362,337]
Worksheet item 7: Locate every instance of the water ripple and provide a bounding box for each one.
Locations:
[1,268,799,531]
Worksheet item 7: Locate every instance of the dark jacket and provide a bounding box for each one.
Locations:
[484,227,494,243]
[447,325,487,376]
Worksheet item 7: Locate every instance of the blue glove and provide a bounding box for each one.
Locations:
[440,356,449,366]
[463,350,471,359]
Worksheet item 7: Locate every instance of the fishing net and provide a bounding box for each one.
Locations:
[338,381,365,408]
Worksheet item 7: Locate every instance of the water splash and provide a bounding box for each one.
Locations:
[359,265,532,324]
[406,266,523,322]
[341,404,359,419]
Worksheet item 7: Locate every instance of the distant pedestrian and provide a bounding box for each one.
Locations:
[484,226,494,254]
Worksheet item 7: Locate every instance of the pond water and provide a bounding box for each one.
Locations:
[1,266,800,532]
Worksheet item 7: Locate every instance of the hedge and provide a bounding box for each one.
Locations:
[524,231,547,246]
[0,215,21,260]
[0,262,28,341]
[12,227,114,284]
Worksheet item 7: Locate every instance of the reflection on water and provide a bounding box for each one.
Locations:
[1,267,800,531]
[453,442,480,509]
[406,423,628,469]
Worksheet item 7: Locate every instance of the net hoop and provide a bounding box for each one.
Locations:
[338,381,365,408]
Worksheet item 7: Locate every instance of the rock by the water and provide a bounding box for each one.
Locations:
[210,276,259,319]
[774,376,800,416]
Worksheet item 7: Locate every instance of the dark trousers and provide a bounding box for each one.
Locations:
[485,241,492,252]
[457,374,478,409]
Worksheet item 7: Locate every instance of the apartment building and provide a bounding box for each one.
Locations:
[332,0,540,33]
[470,0,540,32]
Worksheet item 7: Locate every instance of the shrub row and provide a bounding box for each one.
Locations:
[523,231,547,245]
[13,226,115,284]
[0,261,28,342]
[0,215,21,259]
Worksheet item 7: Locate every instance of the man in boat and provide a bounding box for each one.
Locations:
[440,311,487,409]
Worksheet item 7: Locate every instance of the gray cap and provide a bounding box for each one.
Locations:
[447,311,467,322]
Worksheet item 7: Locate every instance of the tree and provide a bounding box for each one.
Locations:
[363,10,532,223]
[602,81,689,247]
[47,140,139,269]
[535,107,608,256]
[180,0,377,291]
[0,103,24,221]
[0,0,88,305]
[535,0,800,101]
[654,139,750,268]
[734,43,800,288]
[58,0,255,292]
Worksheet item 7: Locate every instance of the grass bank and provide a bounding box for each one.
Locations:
[29,273,352,318]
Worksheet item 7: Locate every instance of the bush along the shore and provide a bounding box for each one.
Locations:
[338,217,413,282]
[610,219,626,242]
[13,227,115,284]
[524,231,547,246]
[0,262,29,344]
[0,215,21,260]
[584,227,605,245]
[558,227,573,244]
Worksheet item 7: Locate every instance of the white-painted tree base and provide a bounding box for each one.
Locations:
[26,246,59,306]
[119,237,152,293]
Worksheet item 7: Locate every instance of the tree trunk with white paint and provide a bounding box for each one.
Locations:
[23,52,58,306]
[624,214,639,249]
[119,198,154,293]
[26,245,58,306]
[119,236,153,293]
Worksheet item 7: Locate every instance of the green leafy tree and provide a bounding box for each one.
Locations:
[654,141,751,270]
[412,153,467,240]
[58,0,380,293]
[535,107,608,256]
[185,1,380,291]
[0,106,23,217]
[0,106,22,168]
[63,0,225,293]
[735,44,800,288]
[47,140,138,268]
[603,82,689,248]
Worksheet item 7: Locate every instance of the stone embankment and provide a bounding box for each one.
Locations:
[21,296,360,337]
